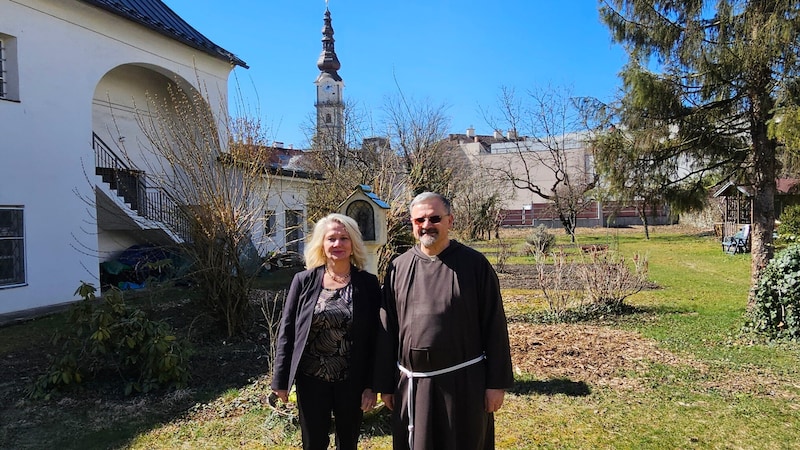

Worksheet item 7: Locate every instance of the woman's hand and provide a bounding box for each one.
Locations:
[381,393,395,411]
[273,389,289,403]
[361,388,377,411]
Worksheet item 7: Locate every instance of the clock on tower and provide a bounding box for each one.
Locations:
[314,7,345,145]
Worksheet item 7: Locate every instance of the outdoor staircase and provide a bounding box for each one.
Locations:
[93,133,191,242]
[95,166,145,212]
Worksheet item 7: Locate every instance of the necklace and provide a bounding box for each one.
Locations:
[326,266,351,284]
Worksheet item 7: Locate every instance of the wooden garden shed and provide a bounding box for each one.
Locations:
[712,178,800,241]
[712,182,753,240]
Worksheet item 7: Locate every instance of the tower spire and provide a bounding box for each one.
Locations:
[315,3,345,149]
[317,7,342,81]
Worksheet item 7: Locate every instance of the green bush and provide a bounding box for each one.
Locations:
[29,282,190,398]
[747,244,800,341]
[525,224,556,254]
[778,204,800,241]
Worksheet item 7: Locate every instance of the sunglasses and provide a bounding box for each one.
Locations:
[412,215,446,224]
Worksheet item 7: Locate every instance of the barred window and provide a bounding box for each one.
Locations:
[0,207,25,287]
[0,37,6,99]
[0,33,18,101]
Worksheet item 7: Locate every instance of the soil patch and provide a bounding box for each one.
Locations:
[507,322,692,390]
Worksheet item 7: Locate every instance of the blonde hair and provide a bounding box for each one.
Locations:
[304,213,368,269]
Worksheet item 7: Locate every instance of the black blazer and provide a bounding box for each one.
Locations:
[271,265,381,392]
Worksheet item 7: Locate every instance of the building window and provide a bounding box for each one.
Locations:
[265,210,276,237]
[325,113,332,124]
[0,207,25,287]
[285,210,304,253]
[0,37,7,98]
[0,33,18,101]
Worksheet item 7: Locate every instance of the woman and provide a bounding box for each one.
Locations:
[271,213,381,450]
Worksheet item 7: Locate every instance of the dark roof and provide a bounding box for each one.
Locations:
[80,0,248,68]
[713,178,800,198]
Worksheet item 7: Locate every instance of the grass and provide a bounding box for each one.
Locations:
[2,226,800,449]
[475,226,800,449]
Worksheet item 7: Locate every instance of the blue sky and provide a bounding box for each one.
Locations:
[162,0,628,149]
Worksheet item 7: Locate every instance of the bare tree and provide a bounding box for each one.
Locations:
[486,86,599,242]
[301,101,405,224]
[125,80,279,337]
[383,94,454,198]
[372,94,457,275]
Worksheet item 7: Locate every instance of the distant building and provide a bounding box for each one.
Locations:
[448,128,673,228]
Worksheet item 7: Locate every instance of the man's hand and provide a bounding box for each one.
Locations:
[485,389,505,413]
[381,393,395,411]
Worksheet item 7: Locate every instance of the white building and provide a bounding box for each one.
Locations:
[0,0,316,316]
[448,128,673,227]
[449,129,601,226]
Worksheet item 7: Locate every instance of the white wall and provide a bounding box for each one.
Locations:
[254,176,315,257]
[458,134,595,211]
[0,0,235,314]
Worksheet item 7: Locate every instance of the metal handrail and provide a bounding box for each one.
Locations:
[93,133,191,242]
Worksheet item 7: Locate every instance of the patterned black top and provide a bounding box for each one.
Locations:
[298,283,354,381]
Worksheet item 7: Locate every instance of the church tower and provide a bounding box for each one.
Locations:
[315,7,345,148]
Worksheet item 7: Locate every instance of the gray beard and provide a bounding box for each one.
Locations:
[419,234,437,248]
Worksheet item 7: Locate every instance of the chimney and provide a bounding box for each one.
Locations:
[493,129,503,139]
[466,126,475,137]
[507,129,517,140]
[473,135,479,143]
[288,144,293,149]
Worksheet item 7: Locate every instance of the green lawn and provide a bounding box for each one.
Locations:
[466,226,800,449]
[2,226,799,449]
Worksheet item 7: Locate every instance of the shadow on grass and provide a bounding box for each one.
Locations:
[511,378,591,397]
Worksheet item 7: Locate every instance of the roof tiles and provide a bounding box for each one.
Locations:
[80,0,248,68]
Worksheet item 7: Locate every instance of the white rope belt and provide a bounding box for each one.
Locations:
[397,353,486,450]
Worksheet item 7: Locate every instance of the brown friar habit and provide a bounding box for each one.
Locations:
[376,240,513,450]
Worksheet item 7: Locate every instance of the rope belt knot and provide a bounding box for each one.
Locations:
[397,353,486,450]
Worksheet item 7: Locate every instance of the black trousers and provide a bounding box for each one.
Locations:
[295,373,364,450]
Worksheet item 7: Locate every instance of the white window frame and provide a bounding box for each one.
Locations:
[0,33,19,101]
[0,37,6,99]
[0,206,26,287]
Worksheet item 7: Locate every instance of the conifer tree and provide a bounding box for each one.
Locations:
[597,0,800,299]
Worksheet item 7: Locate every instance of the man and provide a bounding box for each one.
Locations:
[377,192,513,450]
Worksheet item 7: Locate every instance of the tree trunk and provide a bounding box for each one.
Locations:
[747,86,777,310]
[637,204,651,240]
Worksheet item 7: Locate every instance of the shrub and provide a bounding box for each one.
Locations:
[777,204,800,241]
[29,282,190,398]
[578,250,649,310]
[494,239,511,273]
[533,250,582,319]
[747,244,800,341]
[525,225,556,254]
